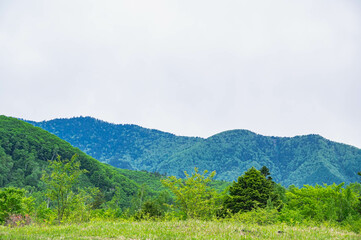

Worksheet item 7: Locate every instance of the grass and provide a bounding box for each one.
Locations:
[0,220,360,240]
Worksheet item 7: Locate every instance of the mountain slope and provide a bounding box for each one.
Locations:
[26,117,201,171]
[27,117,361,186]
[0,116,143,208]
[159,130,360,186]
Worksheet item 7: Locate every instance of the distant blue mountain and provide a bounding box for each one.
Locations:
[27,116,361,186]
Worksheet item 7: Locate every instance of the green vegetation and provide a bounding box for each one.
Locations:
[0,187,33,224]
[0,115,169,210]
[0,220,359,239]
[161,168,221,219]
[1,162,361,238]
[223,167,282,213]
[1,115,361,238]
[27,116,361,186]
[41,154,88,223]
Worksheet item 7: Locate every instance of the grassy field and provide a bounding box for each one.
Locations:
[0,220,360,240]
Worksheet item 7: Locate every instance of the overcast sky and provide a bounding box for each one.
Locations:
[1,0,361,148]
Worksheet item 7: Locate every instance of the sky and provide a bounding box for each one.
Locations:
[1,0,361,148]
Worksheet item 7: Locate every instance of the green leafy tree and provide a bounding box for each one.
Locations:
[130,184,149,214]
[161,168,221,219]
[41,154,87,223]
[223,167,281,213]
[66,187,99,222]
[281,183,360,222]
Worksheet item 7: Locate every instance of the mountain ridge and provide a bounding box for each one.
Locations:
[26,116,346,144]
[24,116,361,186]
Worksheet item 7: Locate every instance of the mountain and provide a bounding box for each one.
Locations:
[26,116,361,186]
[0,115,157,208]
[26,117,201,171]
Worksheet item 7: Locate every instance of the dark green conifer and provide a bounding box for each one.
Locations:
[223,167,281,213]
[260,166,272,181]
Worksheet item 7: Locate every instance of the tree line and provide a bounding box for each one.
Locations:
[1,154,361,234]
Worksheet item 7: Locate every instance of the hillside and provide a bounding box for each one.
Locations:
[158,130,361,186]
[0,115,156,208]
[27,117,361,186]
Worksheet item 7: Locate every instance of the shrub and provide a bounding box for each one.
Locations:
[230,208,279,225]
[0,187,34,224]
[5,214,32,227]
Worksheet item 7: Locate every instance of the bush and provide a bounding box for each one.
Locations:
[0,187,34,224]
[134,200,164,220]
[343,215,361,234]
[284,183,360,222]
[35,201,57,224]
[230,208,279,225]
[5,214,32,227]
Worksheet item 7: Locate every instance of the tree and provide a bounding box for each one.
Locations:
[41,154,87,223]
[260,166,272,181]
[161,168,221,219]
[358,171,361,181]
[135,190,172,219]
[223,167,281,213]
[283,183,360,222]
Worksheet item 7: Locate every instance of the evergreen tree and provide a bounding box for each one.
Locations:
[260,166,272,181]
[223,167,281,213]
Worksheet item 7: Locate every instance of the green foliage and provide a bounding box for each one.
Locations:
[34,202,56,224]
[134,200,163,220]
[223,167,282,213]
[41,154,87,222]
[0,116,140,210]
[117,169,166,193]
[134,190,172,220]
[161,168,221,219]
[260,166,272,181]
[66,187,100,222]
[282,183,360,223]
[230,208,279,225]
[3,115,361,232]
[0,187,34,224]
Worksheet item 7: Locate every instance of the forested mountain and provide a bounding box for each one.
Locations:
[26,117,201,171]
[159,130,361,186]
[0,116,166,208]
[26,117,361,186]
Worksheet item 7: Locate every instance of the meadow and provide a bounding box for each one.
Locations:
[1,220,360,240]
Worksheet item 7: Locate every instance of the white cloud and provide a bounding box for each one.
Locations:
[1,0,361,148]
